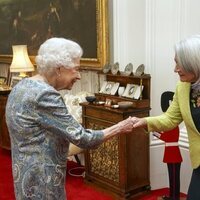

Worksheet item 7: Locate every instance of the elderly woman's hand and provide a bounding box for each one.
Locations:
[103,117,134,141]
[131,117,147,129]
[117,117,134,133]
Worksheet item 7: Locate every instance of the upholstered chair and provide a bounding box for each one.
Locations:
[64,91,94,165]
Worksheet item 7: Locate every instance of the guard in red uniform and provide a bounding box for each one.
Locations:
[154,91,183,200]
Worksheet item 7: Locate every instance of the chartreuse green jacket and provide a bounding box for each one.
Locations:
[146,81,200,169]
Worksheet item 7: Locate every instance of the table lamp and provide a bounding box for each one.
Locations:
[10,45,34,77]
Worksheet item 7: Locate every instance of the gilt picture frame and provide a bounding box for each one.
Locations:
[0,0,109,70]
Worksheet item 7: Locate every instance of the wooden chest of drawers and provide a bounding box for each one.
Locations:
[81,103,150,199]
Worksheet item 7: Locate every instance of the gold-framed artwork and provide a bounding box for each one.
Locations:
[0,0,109,70]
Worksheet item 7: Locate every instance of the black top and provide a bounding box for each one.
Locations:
[190,88,200,132]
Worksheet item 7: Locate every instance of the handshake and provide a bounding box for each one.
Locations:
[103,116,147,141]
[118,116,147,133]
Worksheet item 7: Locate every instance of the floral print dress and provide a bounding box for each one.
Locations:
[5,78,103,200]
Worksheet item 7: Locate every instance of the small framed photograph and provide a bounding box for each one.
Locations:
[0,76,6,85]
[103,81,115,94]
[99,81,108,93]
[10,76,22,88]
[105,98,112,107]
[0,64,11,86]
[122,84,144,99]
[110,82,120,95]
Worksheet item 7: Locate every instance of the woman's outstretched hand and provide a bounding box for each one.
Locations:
[103,117,134,141]
[131,117,147,129]
[117,117,135,133]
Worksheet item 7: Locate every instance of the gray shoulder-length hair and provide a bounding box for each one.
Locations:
[175,35,200,85]
[35,37,83,74]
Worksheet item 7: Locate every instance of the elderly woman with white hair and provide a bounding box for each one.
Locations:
[5,37,134,200]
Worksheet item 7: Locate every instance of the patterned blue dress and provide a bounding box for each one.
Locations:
[5,79,103,200]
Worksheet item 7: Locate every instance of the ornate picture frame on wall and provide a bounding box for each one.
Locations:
[0,0,109,70]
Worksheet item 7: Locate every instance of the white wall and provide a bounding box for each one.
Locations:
[112,0,200,194]
[112,0,146,71]
[113,0,200,115]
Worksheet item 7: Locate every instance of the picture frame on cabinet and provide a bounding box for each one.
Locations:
[0,77,6,85]
[0,64,11,86]
[0,0,109,69]
[122,84,144,99]
[10,76,22,88]
[99,81,108,93]
[103,81,116,94]
[99,81,120,95]
[105,98,112,107]
[110,82,120,95]
[104,82,113,94]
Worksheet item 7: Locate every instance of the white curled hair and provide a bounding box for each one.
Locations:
[35,37,83,74]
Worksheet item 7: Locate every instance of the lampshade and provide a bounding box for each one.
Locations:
[10,45,34,77]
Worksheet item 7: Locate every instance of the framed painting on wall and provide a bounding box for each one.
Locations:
[0,0,109,69]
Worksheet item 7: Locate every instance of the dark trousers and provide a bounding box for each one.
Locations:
[187,166,200,200]
[167,163,181,200]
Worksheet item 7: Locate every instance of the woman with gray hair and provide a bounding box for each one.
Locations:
[5,37,134,200]
[131,35,200,200]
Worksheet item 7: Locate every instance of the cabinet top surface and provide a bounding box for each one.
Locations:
[81,102,150,114]
[98,72,151,79]
[0,89,11,95]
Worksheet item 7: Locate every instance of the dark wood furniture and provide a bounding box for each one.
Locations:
[0,89,11,150]
[81,73,151,199]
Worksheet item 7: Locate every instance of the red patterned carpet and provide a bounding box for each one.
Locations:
[0,147,187,200]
